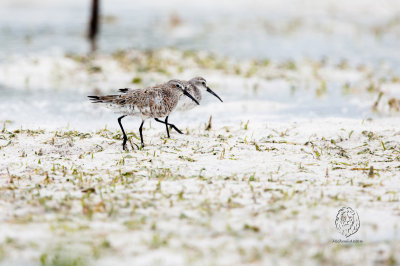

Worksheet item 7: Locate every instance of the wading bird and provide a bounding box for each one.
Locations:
[88,80,199,150]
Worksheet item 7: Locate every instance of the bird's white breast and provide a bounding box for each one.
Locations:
[176,97,198,111]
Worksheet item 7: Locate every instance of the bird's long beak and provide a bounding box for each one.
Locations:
[206,87,223,102]
[183,90,200,105]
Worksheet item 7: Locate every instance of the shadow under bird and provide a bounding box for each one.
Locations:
[154,77,223,136]
[88,80,199,150]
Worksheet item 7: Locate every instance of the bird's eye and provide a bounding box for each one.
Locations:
[202,81,206,85]
[176,84,180,88]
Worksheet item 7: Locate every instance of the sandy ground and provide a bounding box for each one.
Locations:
[1,116,400,265]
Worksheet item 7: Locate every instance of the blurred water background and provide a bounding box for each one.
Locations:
[1,0,400,130]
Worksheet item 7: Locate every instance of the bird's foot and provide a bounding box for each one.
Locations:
[122,139,128,151]
[170,124,183,134]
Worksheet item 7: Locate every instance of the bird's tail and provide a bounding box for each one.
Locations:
[88,89,136,115]
[88,88,130,103]
[88,95,120,104]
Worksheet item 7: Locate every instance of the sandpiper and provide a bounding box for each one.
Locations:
[154,77,223,137]
[88,80,199,150]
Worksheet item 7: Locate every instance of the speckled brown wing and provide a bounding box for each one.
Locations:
[88,82,184,119]
[129,84,160,118]
[144,84,180,118]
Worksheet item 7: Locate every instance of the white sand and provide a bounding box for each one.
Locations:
[1,116,400,265]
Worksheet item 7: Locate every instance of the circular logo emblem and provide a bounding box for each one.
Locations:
[335,207,360,238]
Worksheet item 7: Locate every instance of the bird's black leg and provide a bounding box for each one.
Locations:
[165,116,170,138]
[154,118,184,135]
[117,115,128,150]
[139,120,145,148]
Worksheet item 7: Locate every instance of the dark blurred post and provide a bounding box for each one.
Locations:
[88,0,100,52]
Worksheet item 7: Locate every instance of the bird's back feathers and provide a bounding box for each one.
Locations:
[88,83,183,118]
